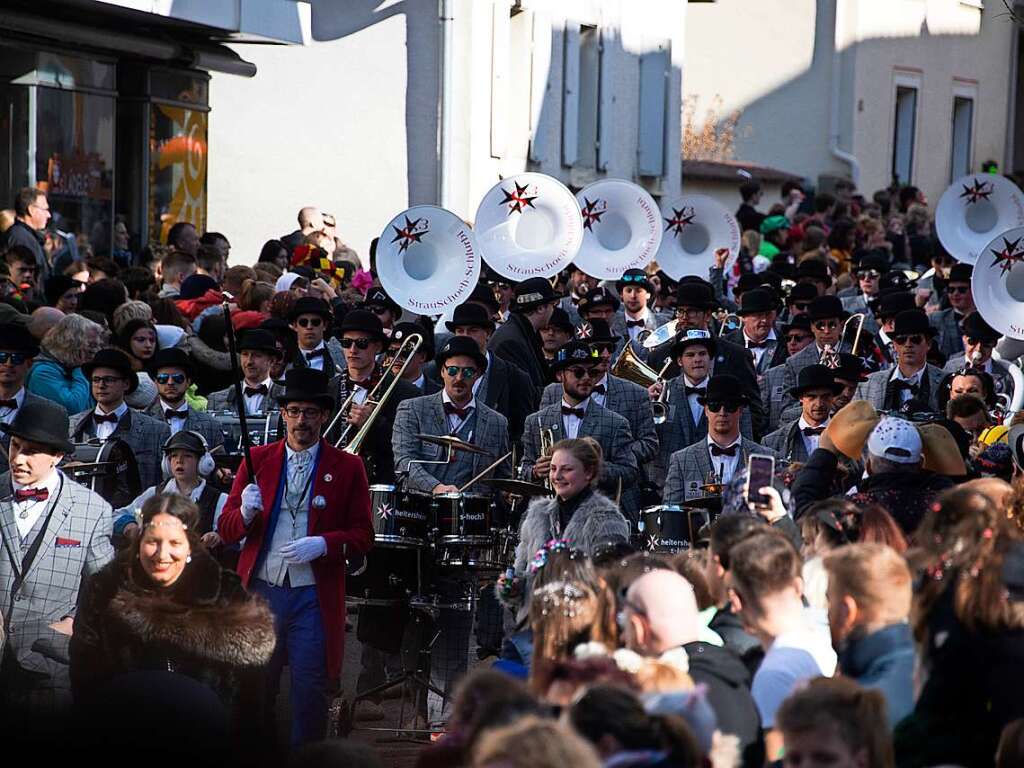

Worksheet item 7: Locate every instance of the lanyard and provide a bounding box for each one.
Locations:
[281,452,316,521]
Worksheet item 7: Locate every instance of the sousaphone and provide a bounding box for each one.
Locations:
[377,205,481,315]
[654,194,741,280]
[971,226,1024,340]
[936,173,1024,264]
[475,172,583,281]
[574,179,663,280]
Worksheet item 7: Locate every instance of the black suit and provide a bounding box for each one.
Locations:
[722,328,789,374]
[488,313,551,394]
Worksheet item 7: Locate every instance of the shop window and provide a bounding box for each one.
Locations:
[150,104,208,246]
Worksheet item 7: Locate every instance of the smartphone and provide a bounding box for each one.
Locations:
[746,454,776,507]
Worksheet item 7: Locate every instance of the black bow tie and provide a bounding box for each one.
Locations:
[802,426,826,437]
[244,385,268,397]
[0,399,17,410]
[14,488,48,503]
[892,379,919,393]
[164,409,187,421]
[562,405,586,419]
[591,383,606,395]
[710,443,738,457]
[94,412,119,424]
[626,319,646,328]
[747,340,772,350]
[305,348,326,360]
[444,402,471,420]
[684,386,706,397]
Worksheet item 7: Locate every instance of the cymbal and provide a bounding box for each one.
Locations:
[481,478,552,497]
[680,495,722,511]
[416,433,490,455]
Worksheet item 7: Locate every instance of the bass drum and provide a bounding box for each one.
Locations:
[62,438,141,510]
[345,547,424,607]
[637,504,703,553]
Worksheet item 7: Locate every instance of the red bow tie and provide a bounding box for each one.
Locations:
[444,402,471,419]
[802,426,826,436]
[94,412,119,424]
[562,405,586,419]
[0,399,17,410]
[352,376,378,390]
[14,488,48,503]
[591,383,606,395]
[710,444,738,457]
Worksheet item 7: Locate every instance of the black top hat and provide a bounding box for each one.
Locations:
[44,274,76,306]
[670,328,717,358]
[512,277,562,312]
[575,318,619,344]
[871,289,915,318]
[276,368,335,409]
[697,374,748,406]
[83,348,139,395]
[949,263,973,283]
[830,352,866,384]
[0,323,40,356]
[675,282,716,310]
[338,309,387,341]
[878,271,915,295]
[238,328,283,356]
[788,364,844,398]
[445,302,496,332]
[547,307,575,332]
[0,399,73,455]
[469,283,500,314]
[578,286,620,314]
[781,314,812,335]
[735,288,778,316]
[288,296,334,323]
[736,273,769,295]
[362,286,401,314]
[854,251,890,275]
[435,335,488,372]
[891,309,936,338]
[551,341,600,372]
[151,347,194,379]
[961,312,1001,342]
[162,430,208,456]
[796,259,831,283]
[786,283,818,305]
[390,321,434,359]
[616,268,653,294]
[807,295,848,322]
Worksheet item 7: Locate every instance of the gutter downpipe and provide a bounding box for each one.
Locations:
[829,0,860,186]
[439,0,454,209]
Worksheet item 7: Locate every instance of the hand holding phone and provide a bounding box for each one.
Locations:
[745,454,775,508]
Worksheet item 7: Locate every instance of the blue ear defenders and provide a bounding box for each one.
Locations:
[161,431,216,478]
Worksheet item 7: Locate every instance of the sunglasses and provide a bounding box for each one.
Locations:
[947,285,970,295]
[155,372,187,385]
[792,302,811,311]
[566,366,594,379]
[0,352,29,365]
[857,269,881,280]
[295,316,324,328]
[892,334,925,346]
[967,337,997,348]
[706,401,742,413]
[620,274,648,284]
[444,365,478,380]
[91,375,125,385]
[785,334,812,344]
[813,319,840,331]
[340,337,373,350]
[283,406,323,419]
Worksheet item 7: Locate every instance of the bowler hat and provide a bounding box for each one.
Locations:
[786,283,818,305]
[579,286,620,314]
[807,295,848,322]
[788,364,843,398]
[781,314,812,336]
[737,273,770,296]
[288,296,334,323]
[445,302,496,332]
[697,374,748,406]
[0,323,40,356]
[735,288,778,316]
[961,312,1001,343]
[675,282,715,310]
[512,277,562,313]
[871,290,916,318]
[179,274,218,301]
[575,318,619,344]
[550,341,600,372]
[468,283,500,314]
[949,263,973,283]
[238,328,283,357]
[83,348,139,395]
[275,368,335,409]
[877,271,916,295]
[854,251,890,275]
[891,309,936,338]
[616,268,653,294]
[670,328,717,358]
[548,307,575,333]
[362,286,401,315]
[338,309,387,341]
[390,321,434,359]
[796,259,831,283]
[435,335,488,372]
[0,399,73,454]
[151,347,195,379]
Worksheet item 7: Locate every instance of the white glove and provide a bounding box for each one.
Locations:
[241,483,263,525]
[279,536,327,564]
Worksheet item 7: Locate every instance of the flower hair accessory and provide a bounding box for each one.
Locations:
[529,539,572,574]
[534,580,586,618]
[351,269,374,296]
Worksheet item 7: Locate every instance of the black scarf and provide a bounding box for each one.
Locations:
[555,486,594,536]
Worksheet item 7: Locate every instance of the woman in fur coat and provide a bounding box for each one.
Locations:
[69,492,275,737]
[498,437,630,624]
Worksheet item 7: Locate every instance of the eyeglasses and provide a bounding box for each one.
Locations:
[91,375,125,385]
[566,366,594,379]
[591,342,616,354]
[857,269,881,280]
[155,373,187,385]
[0,352,29,365]
[785,334,812,344]
[283,406,323,419]
[706,401,742,413]
[813,319,840,331]
[948,285,971,295]
[295,317,324,328]
[444,365,478,380]
[967,337,997,348]
[792,302,811,311]
[892,334,925,346]
[339,337,373,350]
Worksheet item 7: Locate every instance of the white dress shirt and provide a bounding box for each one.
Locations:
[117,477,227,531]
[624,307,652,342]
[242,377,274,415]
[12,468,60,539]
[412,372,426,392]
[94,401,129,441]
[0,387,26,425]
[889,365,925,405]
[744,329,777,368]
[561,397,589,439]
[706,434,742,484]
[160,398,189,435]
[591,374,609,408]
[302,341,328,371]
[441,390,476,435]
[684,374,708,426]
[798,416,829,456]
[471,352,492,397]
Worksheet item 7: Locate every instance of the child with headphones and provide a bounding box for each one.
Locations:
[114,430,227,550]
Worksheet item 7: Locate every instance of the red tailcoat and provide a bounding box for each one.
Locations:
[219,439,373,680]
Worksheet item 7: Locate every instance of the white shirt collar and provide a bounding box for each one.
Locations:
[413,373,425,390]
[744,329,777,344]
[2,389,26,407]
[442,390,476,412]
[890,364,925,383]
[625,306,650,322]
[302,340,326,354]
[286,441,320,463]
[160,398,187,413]
[706,433,741,450]
[562,396,590,412]
[161,477,206,501]
[95,401,129,419]
[12,468,60,494]
[245,376,273,390]
[798,415,829,431]
[683,374,708,388]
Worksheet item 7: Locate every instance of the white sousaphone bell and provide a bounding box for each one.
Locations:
[935,172,1024,264]
[574,179,663,281]
[972,226,1024,341]
[654,194,741,280]
[474,172,583,281]
[376,205,481,316]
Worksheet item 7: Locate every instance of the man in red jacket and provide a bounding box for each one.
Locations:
[219,367,373,746]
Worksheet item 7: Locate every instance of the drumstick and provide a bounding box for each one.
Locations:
[458,451,513,493]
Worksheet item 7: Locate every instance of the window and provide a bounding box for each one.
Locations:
[892,84,918,185]
[562,23,600,168]
[950,94,975,181]
[638,41,670,177]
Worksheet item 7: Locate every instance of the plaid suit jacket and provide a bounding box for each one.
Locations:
[855,363,945,413]
[929,308,965,359]
[0,471,113,683]
[763,419,812,464]
[663,437,778,504]
[779,342,855,417]
[393,392,512,494]
[206,381,286,414]
[0,391,54,476]
[143,401,224,450]
[521,399,638,499]
[611,308,662,362]
[760,363,790,432]
[69,408,170,491]
[944,354,1016,398]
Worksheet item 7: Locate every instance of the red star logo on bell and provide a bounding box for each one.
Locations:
[391,216,428,253]
[960,178,993,205]
[500,182,538,214]
[581,197,607,231]
[664,206,696,236]
[990,236,1024,276]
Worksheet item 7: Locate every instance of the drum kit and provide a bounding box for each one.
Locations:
[638,478,723,554]
[211,410,282,470]
[61,438,141,510]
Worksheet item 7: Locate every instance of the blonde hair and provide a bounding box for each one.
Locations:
[112,300,154,335]
[42,314,109,367]
[472,716,601,768]
[550,437,603,486]
[238,279,275,312]
[823,543,911,626]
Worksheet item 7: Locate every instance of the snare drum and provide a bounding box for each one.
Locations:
[638,505,702,553]
[431,492,493,545]
[436,536,504,572]
[370,484,428,548]
[345,547,423,607]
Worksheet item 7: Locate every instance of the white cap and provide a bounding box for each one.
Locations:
[867,416,922,464]
[275,272,301,292]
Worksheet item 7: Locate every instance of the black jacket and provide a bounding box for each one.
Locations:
[848,470,954,536]
[791,448,863,519]
[707,606,764,676]
[683,641,764,768]
[488,313,551,394]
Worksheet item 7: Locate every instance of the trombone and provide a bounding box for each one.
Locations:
[716,312,741,337]
[840,312,866,356]
[324,332,423,453]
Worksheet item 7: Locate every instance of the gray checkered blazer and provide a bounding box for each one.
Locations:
[763,419,813,464]
[69,408,171,491]
[760,363,789,433]
[663,437,778,504]
[393,392,512,494]
[206,381,286,413]
[0,471,113,689]
[929,308,965,359]
[855,363,946,413]
[610,308,663,362]
[143,401,225,450]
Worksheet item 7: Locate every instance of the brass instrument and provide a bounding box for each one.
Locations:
[839,312,866,356]
[717,312,741,337]
[539,423,555,490]
[610,345,673,424]
[324,332,423,452]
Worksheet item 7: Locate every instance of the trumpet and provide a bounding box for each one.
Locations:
[650,358,674,424]
[539,423,556,490]
[324,332,423,452]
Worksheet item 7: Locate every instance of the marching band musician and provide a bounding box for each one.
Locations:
[930,262,975,359]
[219,368,373,746]
[868,290,916,370]
[943,312,1014,399]
[521,341,638,518]
[69,348,170,491]
[361,286,402,333]
[611,268,663,360]
[539,308,575,362]
[206,329,285,415]
[0,323,49,475]
[763,365,842,463]
[289,296,344,373]
[722,288,788,377]
[663,374,777,505]
[488,277,561,393]
[856,309,945,413]
[144,347,224,450]
[388,322,438,395]
[761,315,814,431]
